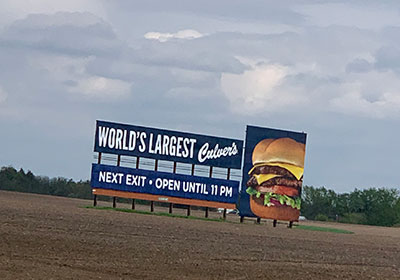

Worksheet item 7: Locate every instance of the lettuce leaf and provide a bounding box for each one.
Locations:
[246,187,301,210]
[246,187,259,196]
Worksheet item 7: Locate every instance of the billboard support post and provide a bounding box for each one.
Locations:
[256,217,261,224]
[224,168,231,220]
[205,166,213,218]
[93,152,102,208]
[152,160,158,213]
[113,155,121,209]
[173,162,177,173]
[185,163,195,217]
[273,220,277,227]
[169,162,177,214]
[240,216,244,223]
[132,156,140,210]
[288,221,293,228]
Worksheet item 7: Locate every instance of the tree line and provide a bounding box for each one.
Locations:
[1,166,399,227]
[301,186,400,227]
[0,166,92,199]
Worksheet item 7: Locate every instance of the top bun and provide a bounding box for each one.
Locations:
[252,138,305,167]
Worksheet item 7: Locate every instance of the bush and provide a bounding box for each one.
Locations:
[339,213,367,224]
[315,214,329,221]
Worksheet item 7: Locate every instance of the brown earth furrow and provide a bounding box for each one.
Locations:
[1,190,400,280]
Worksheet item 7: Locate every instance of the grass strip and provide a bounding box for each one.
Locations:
[294,224,354,234]
[85,206,354,232]
[84,206,225,223]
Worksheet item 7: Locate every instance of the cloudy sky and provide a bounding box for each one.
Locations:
[1,1,400,192]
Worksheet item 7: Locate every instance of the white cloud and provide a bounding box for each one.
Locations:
[69,76,131,99]
[220,52,400,119]
[144,29,204,42]
[221,62,305,114]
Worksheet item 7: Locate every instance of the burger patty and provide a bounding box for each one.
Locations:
[250,165,296,179]
[247,176,302,189]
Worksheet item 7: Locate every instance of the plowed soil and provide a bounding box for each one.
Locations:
[1,191,399,279]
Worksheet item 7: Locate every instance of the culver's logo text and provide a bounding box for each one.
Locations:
[96,123,242,167]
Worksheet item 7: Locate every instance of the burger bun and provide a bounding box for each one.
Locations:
[252,137,305,167]
[250,196,300,221]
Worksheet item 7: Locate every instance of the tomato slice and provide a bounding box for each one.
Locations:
[257,185,299,197]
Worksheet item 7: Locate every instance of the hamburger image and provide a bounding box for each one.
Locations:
[246,137,305,221]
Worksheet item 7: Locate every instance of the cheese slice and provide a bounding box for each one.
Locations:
[254,174,281,185]
[248,162,304,180]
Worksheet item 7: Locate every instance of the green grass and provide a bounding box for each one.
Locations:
[84,206,354,233]
[84,206,226,223]
[294,224,354,234]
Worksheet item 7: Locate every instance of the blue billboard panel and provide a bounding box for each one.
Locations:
[238,125,307,221]
[91,164,240,204]
[94,120,243,169]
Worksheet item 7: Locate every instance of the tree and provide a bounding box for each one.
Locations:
[0,166,91,199]
[301,185,400,226]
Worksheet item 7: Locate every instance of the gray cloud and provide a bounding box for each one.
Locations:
[0,11,249,79]
[130,38,248,74]
[0,12,121,57]
[374,46,400,71]
[113,0,307,25]
[346,58,373,73]
[0,85,7,103]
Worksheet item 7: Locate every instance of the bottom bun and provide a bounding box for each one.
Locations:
[250,196,300,221]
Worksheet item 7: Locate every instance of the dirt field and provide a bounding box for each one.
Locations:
[1,191,399,279]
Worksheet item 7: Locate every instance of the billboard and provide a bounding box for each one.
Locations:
[91,120,243,209]
[238,125,307,221]
[91,164,239,204]
[94,120,243,169]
